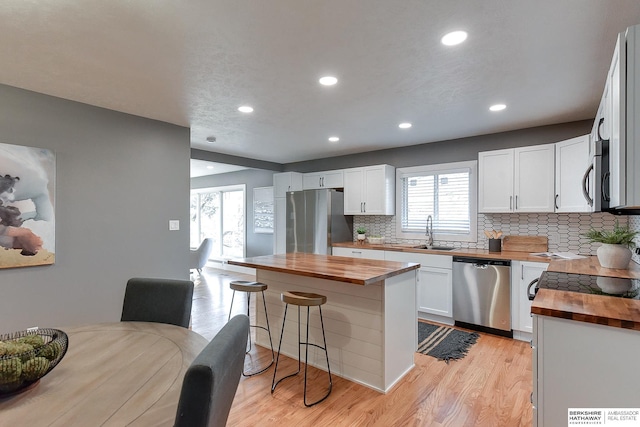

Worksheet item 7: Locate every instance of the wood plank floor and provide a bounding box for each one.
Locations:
[191,267,533,427]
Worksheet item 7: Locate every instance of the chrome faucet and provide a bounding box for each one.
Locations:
[425,215,433,248]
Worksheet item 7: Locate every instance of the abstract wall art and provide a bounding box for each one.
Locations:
[0,142,55,268]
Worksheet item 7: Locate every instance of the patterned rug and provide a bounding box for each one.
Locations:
[417,322,480,363]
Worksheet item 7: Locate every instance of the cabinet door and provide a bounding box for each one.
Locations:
[417,267,452,318]
[274,197,287,254]
[303,170,344,189]
[518,262,547,333]
[478,149,514,213]
[514,145,555,212]
[608,32,626,208]
[344,168,365,214]
[362,166,387,214]
[555,135,590,213]
[274,172,302,198]
[322,170,344,188]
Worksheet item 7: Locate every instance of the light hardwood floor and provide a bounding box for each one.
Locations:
[191,267,533,427]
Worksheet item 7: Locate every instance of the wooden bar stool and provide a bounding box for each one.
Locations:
[271,291,332,407]
[228,280,274,376]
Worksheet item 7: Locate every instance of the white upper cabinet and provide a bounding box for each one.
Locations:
[478,144,555,213]
[555,135,591,212]
[478,149,514,212]
[514,145,556,212]
[344,165,395,215]
[302,170,344,190]
[273,172,303,198]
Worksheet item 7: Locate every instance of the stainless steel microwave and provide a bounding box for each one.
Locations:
[582,117,640,215]
[582,118,609,212]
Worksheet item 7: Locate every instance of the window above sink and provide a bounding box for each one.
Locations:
[396,160,478,243]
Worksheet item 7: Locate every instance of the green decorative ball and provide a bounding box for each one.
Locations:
[15,335,45,349]
[22,357,50,382]
[0,358,22,385]
[3,342,34,362]
[37,341,61,361]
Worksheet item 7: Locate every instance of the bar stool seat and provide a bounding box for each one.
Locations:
[230,281,268,293]
[271,291,332,407]
[228,280,274,376]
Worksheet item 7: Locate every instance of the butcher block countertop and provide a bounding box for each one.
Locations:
[332,242,554,262]
[546,255,640,279]
[533,256,640,330]
[228,253,419,286]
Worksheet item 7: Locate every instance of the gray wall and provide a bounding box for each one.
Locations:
[285,120,592,172]
[191,168,275,257]
[0,84,191,333]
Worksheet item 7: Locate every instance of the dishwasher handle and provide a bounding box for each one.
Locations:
[453,256,511,267]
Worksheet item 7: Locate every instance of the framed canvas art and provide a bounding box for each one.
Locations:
[0,142,55,268]
[253,186,274,234]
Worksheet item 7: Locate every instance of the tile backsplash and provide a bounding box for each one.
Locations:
[354,213,640,257]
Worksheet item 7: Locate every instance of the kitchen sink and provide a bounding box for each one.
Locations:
[413,245,456,251]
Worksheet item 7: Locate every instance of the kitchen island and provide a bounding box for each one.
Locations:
[531,257,640,426]
[228,253,420,393]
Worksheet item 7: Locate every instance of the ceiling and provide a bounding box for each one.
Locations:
[2,1,640,166]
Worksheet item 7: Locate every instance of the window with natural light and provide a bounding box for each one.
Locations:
[396,161,477,242]
[190,185,245,259]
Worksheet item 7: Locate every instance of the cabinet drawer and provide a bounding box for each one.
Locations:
[384,251,452,269]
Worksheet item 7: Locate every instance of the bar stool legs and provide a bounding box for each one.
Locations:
[228,281,274,376]
[271,291,332,407]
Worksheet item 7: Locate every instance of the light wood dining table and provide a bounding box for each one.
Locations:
[0,322,208,426]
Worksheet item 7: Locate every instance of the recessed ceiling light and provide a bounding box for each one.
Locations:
[319,76,338,86]
[441,30,468,46]
[399,122,412,129]
[328,136,340,142]
[489,104,507,112]
[206,136,216,143]
[206,165,214,170]
[238,105,254,113]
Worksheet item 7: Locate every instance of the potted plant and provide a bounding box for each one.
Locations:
[584,222,638,269]
[356,226,367,242]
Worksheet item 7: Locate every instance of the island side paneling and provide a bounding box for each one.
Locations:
[254,269,416,393]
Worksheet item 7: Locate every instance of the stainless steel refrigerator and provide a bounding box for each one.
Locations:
[286,189,353,254]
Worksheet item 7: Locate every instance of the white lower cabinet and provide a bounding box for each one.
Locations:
[331,247,385,260]
[533,315,640,426]
[511,261,548,338]
[384,252,453,323]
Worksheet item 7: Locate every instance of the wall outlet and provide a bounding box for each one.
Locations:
[169,220,180,231]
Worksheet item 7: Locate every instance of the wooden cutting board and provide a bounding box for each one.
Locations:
[502,235,548,253]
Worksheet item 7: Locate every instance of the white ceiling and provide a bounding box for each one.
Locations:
[2,1,640,165]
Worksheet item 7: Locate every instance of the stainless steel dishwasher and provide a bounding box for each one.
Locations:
[452,257,512,336]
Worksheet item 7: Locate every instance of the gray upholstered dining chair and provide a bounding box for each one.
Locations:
[190,238,213,274]
[120,277,194,328]
[174,314,250,427]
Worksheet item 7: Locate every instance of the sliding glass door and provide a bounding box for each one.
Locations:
[190,185,245,260]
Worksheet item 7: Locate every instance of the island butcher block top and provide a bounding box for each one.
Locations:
[228,253,419,286]
[532,256,640,330]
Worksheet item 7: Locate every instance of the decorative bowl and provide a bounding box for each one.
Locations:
[0,328,68,396]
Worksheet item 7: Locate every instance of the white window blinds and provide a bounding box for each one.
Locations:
[400,169,471,235]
